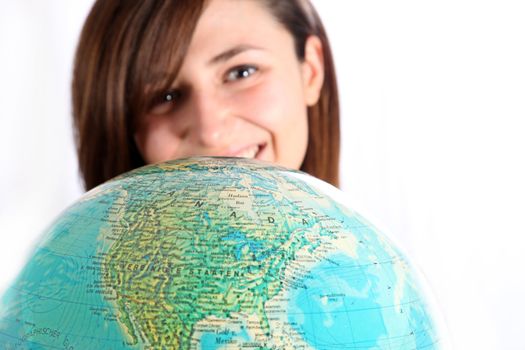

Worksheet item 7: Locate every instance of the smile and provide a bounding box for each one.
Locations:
[231,143,265,159]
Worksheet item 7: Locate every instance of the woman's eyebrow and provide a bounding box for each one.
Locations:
[207,44,264,66]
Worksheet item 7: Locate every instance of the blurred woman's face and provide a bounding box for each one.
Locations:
[134,0,324,169]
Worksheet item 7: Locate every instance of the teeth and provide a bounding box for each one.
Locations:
[236,145,259,159]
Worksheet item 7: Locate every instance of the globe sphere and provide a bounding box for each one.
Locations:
[0,157,442,349]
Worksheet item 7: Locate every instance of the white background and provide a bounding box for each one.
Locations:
[1,1,524,349]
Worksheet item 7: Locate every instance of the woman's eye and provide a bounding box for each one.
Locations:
[161,90,181,103]
[150,90,181,114]
[163,92,175,102]
[225,65,258,82]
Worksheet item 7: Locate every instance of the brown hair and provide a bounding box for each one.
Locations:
[72,0,340,190]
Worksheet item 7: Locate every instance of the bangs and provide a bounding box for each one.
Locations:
[127,0,206,122]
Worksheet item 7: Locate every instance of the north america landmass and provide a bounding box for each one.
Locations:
[100,159,353,349]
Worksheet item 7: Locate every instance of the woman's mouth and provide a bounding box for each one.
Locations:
[232,143,266,159]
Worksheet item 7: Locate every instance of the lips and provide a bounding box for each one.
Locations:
[230,143,265,159]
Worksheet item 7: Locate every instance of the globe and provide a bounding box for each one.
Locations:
[0,157,442,349]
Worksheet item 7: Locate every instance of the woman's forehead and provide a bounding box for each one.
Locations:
[136,0,296,88]
[186,0,290,58]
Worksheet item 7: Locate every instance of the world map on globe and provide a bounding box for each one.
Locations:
[0,157,441,349]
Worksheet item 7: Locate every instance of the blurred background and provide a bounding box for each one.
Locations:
[1,1,524,349]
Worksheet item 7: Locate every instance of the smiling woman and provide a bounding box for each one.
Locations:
[72,0,340,190]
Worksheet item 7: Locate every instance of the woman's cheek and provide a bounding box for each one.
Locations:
[138,118,182,163]
[232,78,290,128]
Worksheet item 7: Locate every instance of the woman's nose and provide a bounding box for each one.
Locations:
[189,90,230,148]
